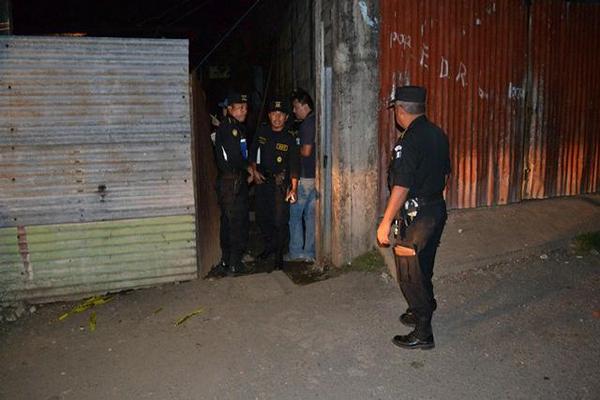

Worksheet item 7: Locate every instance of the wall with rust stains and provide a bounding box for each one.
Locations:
[379,0,529,210]
[524,1,600,199]
[379,0,600,210]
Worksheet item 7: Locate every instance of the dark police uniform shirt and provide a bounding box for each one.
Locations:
[215,116,249,175]
[389,115,451,198]
[250,125,300,182]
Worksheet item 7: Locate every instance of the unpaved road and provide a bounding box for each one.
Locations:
[1,247,599,400]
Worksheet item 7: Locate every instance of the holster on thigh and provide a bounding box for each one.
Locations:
[393,250,420,285]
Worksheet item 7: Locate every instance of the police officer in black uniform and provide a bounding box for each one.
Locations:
[377,86,451,350]
[213,93,254,276]
[250,97,300,270]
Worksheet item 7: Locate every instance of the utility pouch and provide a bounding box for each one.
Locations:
[274,171,286,187]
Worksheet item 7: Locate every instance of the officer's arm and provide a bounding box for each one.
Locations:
[377,185,409,246]
[300,144,313,157]
[220,126,251,172]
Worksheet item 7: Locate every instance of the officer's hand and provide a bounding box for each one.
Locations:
[285,190,297,204]
[376,222,391,247]
[254,170,266,184]
[246,166,257,184]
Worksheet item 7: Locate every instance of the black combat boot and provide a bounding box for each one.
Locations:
[392,320,435,350]
[399,299,437,327]
[205,260,229,279]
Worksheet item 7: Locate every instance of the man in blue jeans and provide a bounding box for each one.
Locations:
[286,89,316,263]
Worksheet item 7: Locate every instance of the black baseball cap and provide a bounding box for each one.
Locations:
[388,86,427,107]
[267,97,289,113]
[226,93,248,105]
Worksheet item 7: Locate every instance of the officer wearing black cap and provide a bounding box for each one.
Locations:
[212,93,254,276]
[377,85,451,350]
[250,97,300,270]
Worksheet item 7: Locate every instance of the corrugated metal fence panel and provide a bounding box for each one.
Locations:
[0,36,197,302]
[524,2,600,199]
[0,36,194,226]
[0,215,197,303]
[378,1,528,209]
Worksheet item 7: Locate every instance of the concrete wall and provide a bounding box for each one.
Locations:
[318,0,380,266]
[273,0,380,267]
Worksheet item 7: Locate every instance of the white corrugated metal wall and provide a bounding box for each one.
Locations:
[0,36,197,303]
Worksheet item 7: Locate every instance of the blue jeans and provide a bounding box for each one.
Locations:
[288,179,316,259]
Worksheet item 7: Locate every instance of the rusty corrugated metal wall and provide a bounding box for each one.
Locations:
[379,0,600,210]
[524,1,600,199]
[0,36,197,303]
[379,0,528,209]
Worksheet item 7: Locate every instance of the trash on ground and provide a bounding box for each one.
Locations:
[58,295,113,321]
[175,307,204,326]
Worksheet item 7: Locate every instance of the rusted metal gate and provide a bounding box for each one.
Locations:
[379,0,600,210]
[523,1,600,199]
[0,36,196,303]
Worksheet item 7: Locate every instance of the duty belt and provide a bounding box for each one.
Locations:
[409,193,444,207]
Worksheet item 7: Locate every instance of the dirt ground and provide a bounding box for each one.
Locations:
[1,243,599,400]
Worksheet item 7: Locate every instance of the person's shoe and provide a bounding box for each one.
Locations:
[399,300,437,326]
[399,311,417,327]
[205,261,229,279]
[392,331,435,350]
[229,263,252,276]
[302,256,316,264]
[283,253,305,262]
[257,249,274,260]
[242,253,255,263]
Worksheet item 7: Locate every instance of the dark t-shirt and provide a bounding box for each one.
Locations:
[299,113,316,178]
[250,125,300,181]
[389,115,451,198]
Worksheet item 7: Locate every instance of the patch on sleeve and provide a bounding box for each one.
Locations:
[258,136,267,144]
[394,144,403,160]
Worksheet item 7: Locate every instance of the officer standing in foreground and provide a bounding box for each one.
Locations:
[212,93,254,276]
[250,97,299,271]
[377,86,451,350]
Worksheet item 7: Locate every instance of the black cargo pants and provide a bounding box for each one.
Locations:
[255,180,290,259]
[217,174,249,268]
[394,201,447,336]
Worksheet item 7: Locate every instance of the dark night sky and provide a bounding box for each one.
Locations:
[11,0,287,68]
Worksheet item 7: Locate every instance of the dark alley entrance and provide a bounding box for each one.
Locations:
[7,0,325,283]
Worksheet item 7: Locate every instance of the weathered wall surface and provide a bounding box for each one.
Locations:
[0,36,196,303]
[273,0,380,267]
[320,0,380,266]
[523,1,600,200]
[378,0,600,210]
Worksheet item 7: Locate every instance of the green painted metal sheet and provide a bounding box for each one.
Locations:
[0,215,197,303]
